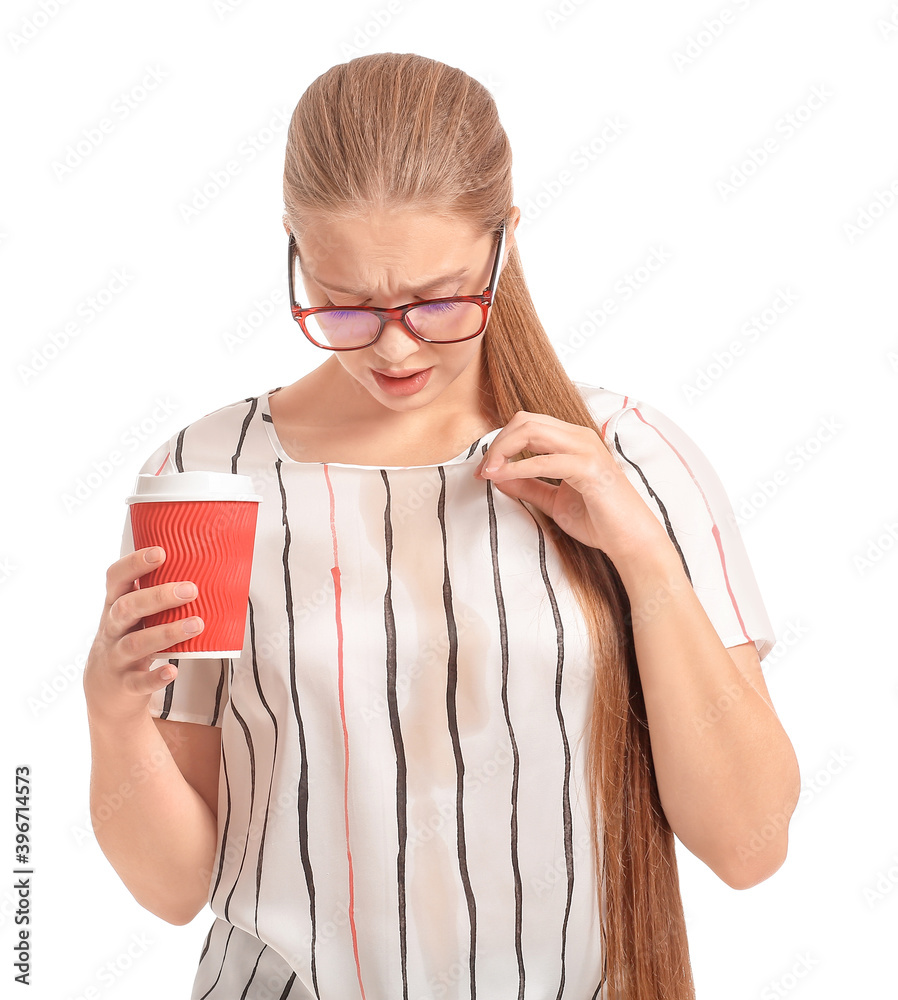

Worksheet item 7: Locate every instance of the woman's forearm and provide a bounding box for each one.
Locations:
[86,708,218,924]
[612,548,801,889]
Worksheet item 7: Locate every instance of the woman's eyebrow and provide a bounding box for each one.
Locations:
[301,263,470,297]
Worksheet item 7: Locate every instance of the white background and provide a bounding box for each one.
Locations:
[3,1,898,997]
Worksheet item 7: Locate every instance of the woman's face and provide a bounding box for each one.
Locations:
[293,208,517,416]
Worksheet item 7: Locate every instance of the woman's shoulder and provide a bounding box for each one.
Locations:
[571,380,648,436]
[138,387,275,475]
[178,389,277,434]
[572,380,703,457]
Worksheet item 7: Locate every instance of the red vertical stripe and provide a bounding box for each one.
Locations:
[154,452,170,477]
[600,396,629,441]
[630,406,751,643]
[322,465,367,1000]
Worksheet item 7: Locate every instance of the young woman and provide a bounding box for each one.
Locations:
[84,52,800,1000]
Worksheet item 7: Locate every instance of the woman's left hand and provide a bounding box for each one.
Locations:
[474,410,673,565]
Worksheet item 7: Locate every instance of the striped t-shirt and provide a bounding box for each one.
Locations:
[119,381,776,1000]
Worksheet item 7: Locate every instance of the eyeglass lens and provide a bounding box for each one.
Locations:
[303,300,484,349]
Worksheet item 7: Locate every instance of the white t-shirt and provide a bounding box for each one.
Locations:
[119,381,776,1000]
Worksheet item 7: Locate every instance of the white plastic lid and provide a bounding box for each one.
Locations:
[126,471,263,504]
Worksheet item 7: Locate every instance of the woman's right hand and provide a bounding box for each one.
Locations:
[83,546,205,727]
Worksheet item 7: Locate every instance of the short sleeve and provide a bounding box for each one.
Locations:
[119,439,231,727]
[595,394,777,662]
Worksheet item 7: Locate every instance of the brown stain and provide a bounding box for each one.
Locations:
[352,459,497,971]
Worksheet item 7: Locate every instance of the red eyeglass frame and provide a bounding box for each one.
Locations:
[287,218,507,351]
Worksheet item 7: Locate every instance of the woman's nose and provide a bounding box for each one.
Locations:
[372,319,422,363]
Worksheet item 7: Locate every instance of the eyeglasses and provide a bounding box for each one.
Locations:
[287,218,507,351]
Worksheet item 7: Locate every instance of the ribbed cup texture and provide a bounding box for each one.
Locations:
[130,500,259,655]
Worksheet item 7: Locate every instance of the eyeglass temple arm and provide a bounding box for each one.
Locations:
[486,218,508,294]
[288,233,298,306]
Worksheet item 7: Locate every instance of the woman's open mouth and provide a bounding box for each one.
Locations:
[371,367,433,396]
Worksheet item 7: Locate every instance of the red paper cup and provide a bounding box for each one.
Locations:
[126,471,262,658]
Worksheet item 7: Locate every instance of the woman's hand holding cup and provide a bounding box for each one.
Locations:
[83,546,203,728]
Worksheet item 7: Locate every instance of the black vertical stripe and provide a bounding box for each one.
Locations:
[612,430,691,584]
[197,919,235,999]
[485,480,525,999]
[211,659,226,727]
[231,397,258,472]
[436,465,477,998]
[211,738,233,906]
[247,595,280,936]
[223,700,256,921]
[533,518,574,1000]
[278,972,298,999]
[235,400,278,936]
[175,427,186,472]
[238,945,267,999]
[198,923,213,966]
[160,664,176,719]
[275,458,320,999]
[380,470,409,1000]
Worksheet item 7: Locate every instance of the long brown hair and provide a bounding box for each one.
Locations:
[283,52,694,999]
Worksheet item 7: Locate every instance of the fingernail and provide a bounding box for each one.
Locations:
[146,547,164,563]
[175,583,197,599]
